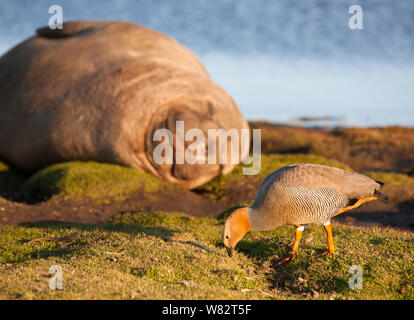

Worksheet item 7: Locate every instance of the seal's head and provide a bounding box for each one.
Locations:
[222,207,252,257]
[145,97,249,189]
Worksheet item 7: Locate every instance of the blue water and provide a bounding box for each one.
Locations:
[1,0,413,127]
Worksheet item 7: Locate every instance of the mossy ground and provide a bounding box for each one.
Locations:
[1,154,353,203]
[23,161,170,202]
[0,211,412,300]
[1,152,411,204]
[0,123,413,300]
[0,154,412,221]
[365,172,414,186]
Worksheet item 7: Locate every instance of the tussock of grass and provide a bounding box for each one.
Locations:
[2,155,350,203]
[365,172,414,185]
[24,161,171,202]
[0,211,412,300]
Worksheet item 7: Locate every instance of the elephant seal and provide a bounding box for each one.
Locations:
[0,21,249,189]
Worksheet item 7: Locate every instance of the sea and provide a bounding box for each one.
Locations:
[0,0,413,127]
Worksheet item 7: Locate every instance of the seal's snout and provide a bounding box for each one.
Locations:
[226,246,233,257]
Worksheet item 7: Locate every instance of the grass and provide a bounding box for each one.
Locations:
[23,161,171,202]
[1,155,412,204]
[366,172,414,186]
[0,154,413,300]
[0,211,412,300]
[0,155,351,203]
[0,124,413,300]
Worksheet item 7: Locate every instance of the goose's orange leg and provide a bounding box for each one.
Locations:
[334,196,377,217]
[312,223,336,259]
[275,225,303,266]
[311,196,377,259]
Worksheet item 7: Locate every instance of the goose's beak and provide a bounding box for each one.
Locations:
[226,246,233,257]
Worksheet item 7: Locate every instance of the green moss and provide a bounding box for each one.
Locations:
[365,172,414,185]
[109,211,217,227]
[24,161,171,202]
[0,211,412,299]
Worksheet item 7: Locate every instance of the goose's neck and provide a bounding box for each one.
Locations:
[247,206,283,231]
[247,207,262,231]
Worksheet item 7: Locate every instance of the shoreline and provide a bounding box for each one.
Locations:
[247,119,414,130]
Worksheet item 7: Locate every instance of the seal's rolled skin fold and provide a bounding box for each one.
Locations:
[0,21,249,189]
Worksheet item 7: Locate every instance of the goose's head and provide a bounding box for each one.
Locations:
[222,207,252,257]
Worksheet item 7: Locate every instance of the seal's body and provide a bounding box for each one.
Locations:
[0,21,249,189]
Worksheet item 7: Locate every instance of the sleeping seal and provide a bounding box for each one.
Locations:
[0,21,249,189]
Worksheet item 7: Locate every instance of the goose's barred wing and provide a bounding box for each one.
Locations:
[260,164,381,200]
[250,166,352,227]
[249,163,383,228]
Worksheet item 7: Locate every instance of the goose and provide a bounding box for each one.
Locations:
[222,163,388,265]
